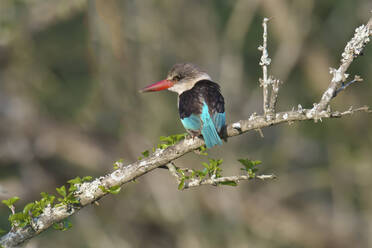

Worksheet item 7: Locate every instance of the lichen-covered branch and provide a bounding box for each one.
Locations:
[186,174,275,189]
[259,18,272,116]
[1,15,371,248]
[258,18,282,118]
[313,16,372,112]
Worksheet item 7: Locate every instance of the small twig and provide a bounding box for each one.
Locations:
[333,75,363,97]
[185,173,276,189]
[333,106,372,117]
[259,17,272,116]
[259,18,282,118]
[166,161,276,190]
[166,160,276,190]
[165,162,181,184]
[255,128,264,138]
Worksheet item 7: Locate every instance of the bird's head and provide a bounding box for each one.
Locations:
[140,63,211,95]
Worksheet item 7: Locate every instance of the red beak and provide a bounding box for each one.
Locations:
[139,80,174,93]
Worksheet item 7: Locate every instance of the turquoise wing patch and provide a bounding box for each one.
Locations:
[200,102,222,148]
[181,114,201,131]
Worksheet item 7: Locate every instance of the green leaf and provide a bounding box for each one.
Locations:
[113,159,124,169]
[56,186,67,197]
[66,193,80,204]
[2,196,20,209]
[8,212,28,227]
[23,203,35,215]
[176,168,185,177]
[40,192,55,206]
[178,178,185,190]
[238,159,261,170]
[40,192,49,199]
[202,162,210,170]
[238,158,262,178]
[67,177,82,185]
[200,158,223,178]
[220,181,238,186]
[99,185,107,193]
[68,184,78,192]
[191,170,196,178]
[142,150,149,158]
[157,133,187,149]
[99,185,121,194]
[197,145,208,156]
[108,186,121,194]
[82,176,92,182]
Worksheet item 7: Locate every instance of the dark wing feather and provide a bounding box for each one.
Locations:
[192,80,225,115]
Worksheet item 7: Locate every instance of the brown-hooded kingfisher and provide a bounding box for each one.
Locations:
[140,63,225,148]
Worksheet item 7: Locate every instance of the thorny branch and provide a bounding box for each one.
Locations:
[1,15,372,248]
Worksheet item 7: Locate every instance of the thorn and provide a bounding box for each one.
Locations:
[255,128,264,138]
[327,105,331,113]
[297,104,303,113]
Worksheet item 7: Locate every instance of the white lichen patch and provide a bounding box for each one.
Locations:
[342,24,370,63]
[78,179,101,201]
[184,138,196,146]
[283,113,288,120]
[43,205,53,217]
[154,149,163,157]
[32,205,53,230]
[330,67,348,83]
[306,105,317,118]
[249,113,257,121]
[325,88,335,98]
[111,170,125,182]
[138,160,147,167]
[232,122,241,129]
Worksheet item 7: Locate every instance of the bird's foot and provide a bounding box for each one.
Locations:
[186,130,201,140]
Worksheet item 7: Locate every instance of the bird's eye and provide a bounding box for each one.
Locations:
[173,75,181,81]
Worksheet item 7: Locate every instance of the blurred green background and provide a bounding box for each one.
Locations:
[1,0,372,247]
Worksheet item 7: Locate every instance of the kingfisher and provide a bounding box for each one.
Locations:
[140,63,226,148]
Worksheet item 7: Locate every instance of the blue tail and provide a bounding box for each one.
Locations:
[213,112,226,133]
[200,102,222,148]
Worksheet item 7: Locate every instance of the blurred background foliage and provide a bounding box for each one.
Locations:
[0,0,372,247]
